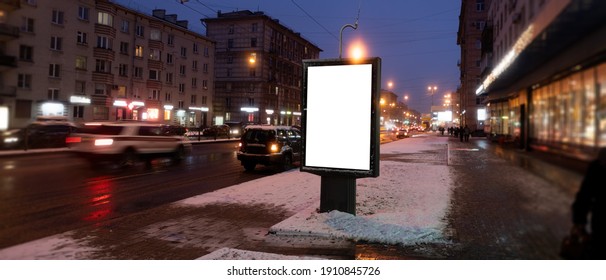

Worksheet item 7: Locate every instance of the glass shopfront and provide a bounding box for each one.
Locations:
[530,62,606,156]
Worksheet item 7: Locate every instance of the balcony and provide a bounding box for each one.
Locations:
[93,47,115,61]
[0,55,16,71]
[0,0,20,11]
[92,72,114,84]
[0,85,16,97]
[0,24,19,41]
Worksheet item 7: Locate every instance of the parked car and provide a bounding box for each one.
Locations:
[202,124,230,138]
[66,122,191,167]
[1,120,77,150]
[236,125,301,171]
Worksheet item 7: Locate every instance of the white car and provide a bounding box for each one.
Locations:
[66,122,191,167]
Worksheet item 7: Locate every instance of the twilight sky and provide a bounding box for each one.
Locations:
[115,0,461,114]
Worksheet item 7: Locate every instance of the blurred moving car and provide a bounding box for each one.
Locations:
[1,118,77,150]
[395,128,409,139]
[236,125,301,171]
[66,122,191,167]
[202,124,230,138]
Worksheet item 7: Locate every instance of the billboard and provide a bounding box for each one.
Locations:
[301,58,381,178]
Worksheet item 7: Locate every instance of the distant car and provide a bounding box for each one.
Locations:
[202,124,230,138]
[395,128,409,139]
[66,122,191,167]
[224,121,244,138]
[236,125,301,171]
[1,120,77,150]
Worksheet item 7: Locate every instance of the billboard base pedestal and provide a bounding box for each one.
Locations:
[319,175,356,215]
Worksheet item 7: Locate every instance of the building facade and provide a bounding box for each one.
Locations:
[457,0,491,132]
[478,0,606,161]
[203,10,321,126]
[0,0,215,130]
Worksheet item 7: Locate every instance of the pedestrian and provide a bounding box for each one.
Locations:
[459,126,464,142]
[567,147,606,259]
[464,125,471,142]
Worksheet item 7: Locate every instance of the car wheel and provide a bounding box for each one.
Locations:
[119,148,137,167]
[281,154,292,171]
[243,161,256,171]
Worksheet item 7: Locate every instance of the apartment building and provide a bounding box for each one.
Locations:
[477,0,606,160]
[0,0,215,129]
[203,10,321,126]
[457,0,492,132]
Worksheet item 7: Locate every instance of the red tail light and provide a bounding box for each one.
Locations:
[65,136,81,143]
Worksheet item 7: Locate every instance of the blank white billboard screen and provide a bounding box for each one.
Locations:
[305,64,372,170]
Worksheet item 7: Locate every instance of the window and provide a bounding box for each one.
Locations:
[94,84,107,95]
[75,81,86,94]
[251,38,257,48]
[179,83,185,93]
[21,17,34,33]
[49,64,61,78]
[52,10,64,25]
[193,43,199,54]
[191,78,197,88]
[150,89,160,100]
[136,25,144,37]
[78,6,89,21]
[121,20,129,33]
[166,72,173,84]
[227,56,233,64]
[150,29,161,41]
[203,63,208,73]
[118,64,128,77]
[166,53,173,64]
[227,39,233,49]
[134,67,143,79]
[192,60,198,70]
[95,59,110,73]
[77,31,87,45]
[96,36,112,50]
[178,100,184,109]
[97,12,113,26]
[73,106,84,118]
[135,45,143,57]
[120,42,129,54]
[225,98,231,108]
[93,106,109,120]
[167,34,174,45]
[190,95,197,105]
[249,68,256,77]
[252,23,258,32]
[19,45,33,61]
[201,96,207,105]
[149,69,160,80]
[202,80,208,90]
[476,0,485,11]
[149,49,161,61]
[50,36,62,51]
[18,74,32,89]
[180,47,187,57]
[204,46,209,57]
[48,88,60,100]
[179,65,186,75]
[227,68,231,77]
[75,56,87,70]
[165,92,172,102]
[228,24,234,34]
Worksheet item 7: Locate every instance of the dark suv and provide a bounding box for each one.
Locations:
[237,125,301,171]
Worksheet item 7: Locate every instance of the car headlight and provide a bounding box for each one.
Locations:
[270,143,279,152]
[4,137,18,143]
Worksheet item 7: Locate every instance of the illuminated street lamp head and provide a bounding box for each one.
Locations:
[348,39,366,62]
[404,95,409,101]
[388,81,393,88]
[249,53,256,64]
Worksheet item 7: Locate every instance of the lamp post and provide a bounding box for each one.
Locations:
[428,86,437,131]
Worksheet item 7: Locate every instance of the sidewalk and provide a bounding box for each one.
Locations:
[0,133,577,259]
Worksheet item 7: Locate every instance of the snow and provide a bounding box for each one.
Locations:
[182,134,454,258]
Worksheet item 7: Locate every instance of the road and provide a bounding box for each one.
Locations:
[0,141,281,249]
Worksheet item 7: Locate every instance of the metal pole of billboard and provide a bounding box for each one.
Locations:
[320,175,356,215]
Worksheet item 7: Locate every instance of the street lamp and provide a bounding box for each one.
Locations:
[428,86,437,107]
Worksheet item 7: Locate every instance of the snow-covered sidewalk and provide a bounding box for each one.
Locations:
[189,134,453,259]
